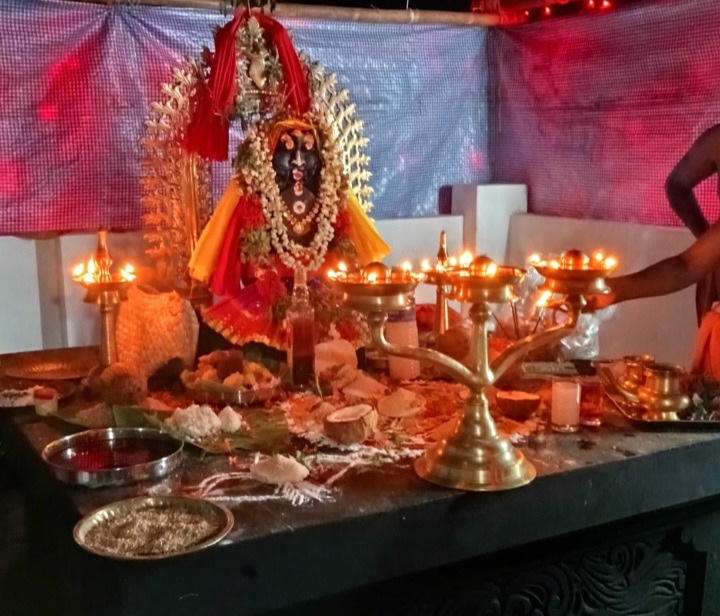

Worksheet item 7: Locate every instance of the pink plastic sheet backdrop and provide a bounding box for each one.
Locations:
[0,0,489,235]
[490,0,720,227]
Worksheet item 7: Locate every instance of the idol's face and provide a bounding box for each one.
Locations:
[271,129,320,195]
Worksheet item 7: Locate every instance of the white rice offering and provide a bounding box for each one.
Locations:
[218,406,244,433]
[166,404,221,440]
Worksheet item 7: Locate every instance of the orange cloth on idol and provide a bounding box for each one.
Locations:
[692,310,720,379]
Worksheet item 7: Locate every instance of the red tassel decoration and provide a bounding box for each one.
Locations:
[254,13,311,115]
[184,14,244,160]
[184,11,311,159]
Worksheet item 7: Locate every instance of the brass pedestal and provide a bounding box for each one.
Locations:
[414,393,536,491]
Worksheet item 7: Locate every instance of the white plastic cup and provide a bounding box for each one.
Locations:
[385,306,421,381]
[551,380,580,433]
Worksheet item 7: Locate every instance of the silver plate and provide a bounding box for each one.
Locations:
[73,496,233,561]
[42,427,183,488]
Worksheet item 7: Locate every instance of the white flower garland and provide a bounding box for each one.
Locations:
[239,112,347,272]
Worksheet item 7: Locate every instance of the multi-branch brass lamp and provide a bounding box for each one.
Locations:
[329,249,616,492]
[72,230,136,367]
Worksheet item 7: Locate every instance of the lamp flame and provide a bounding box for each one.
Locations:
[536,290,552,308]
[449,256,458,268]
[421,259,431,272]
[401,261,412,273]
[459,251,473,268]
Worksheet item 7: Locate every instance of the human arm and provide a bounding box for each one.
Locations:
[665,125,720,237]
[596,218,720,308]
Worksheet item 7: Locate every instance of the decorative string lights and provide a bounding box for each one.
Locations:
[471,0,641,24]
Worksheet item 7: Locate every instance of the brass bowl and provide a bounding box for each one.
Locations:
[445,267,523,304]
[330,279,420,312]
[637,362,689,422]
[535,265,610,297]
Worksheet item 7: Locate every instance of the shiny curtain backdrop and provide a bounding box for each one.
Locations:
[0,0,489,234]
[489,0,720,227]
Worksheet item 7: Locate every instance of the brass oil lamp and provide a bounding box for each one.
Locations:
[329,249,616,492]
[72,230,136,367]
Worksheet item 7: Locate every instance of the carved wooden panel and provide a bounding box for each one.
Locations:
[391,540,687,616]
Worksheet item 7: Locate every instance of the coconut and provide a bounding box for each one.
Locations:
[496,390,541,421]
[323,404,378,444]
[377,388,425,418]
[342,374,387,401]
[250,455,309,484]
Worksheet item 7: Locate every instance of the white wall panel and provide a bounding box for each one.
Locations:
[0,238,43,353]
[376,215,463,305]
[506,213,696,365]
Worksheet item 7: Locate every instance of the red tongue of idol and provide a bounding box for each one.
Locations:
[183,10,311,161]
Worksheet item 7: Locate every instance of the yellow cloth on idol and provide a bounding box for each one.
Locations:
[188,178,243,283]
[346,191,391,265]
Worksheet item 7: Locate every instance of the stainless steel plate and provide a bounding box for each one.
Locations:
[42,427,183,487]
[186,382,282,406]
[73,496,233,561]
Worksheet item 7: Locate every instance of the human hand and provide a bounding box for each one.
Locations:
[583,292,617,313]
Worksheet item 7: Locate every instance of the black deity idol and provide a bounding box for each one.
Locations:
[272,129,321,244]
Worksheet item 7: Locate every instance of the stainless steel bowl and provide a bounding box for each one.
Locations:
[73,496,233,560]
[42,427,183,488]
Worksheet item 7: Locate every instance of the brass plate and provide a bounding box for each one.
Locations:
[4,348,98,381]
[599,366,720,431]
[73,496,233,561]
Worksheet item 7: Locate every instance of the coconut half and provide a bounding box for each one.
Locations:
[377,388,426,418]
[342,374,387,401]
[323,404,378,444]
[250,454,309,485]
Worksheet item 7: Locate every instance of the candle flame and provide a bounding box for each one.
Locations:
[537,290,552,308]
[459,251,473,268]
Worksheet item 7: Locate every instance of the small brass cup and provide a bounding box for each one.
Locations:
[618,355,654,402]
[637,362,689,422]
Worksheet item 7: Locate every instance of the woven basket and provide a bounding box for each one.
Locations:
[116,285,199,379]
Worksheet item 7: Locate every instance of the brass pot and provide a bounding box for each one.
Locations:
[637,362,689,421]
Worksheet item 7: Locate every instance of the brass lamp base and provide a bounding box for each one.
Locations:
[414,395,536,491]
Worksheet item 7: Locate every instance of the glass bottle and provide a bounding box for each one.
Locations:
[287,265,315,389]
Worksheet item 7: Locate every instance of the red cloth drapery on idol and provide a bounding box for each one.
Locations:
[183,11,310,161]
